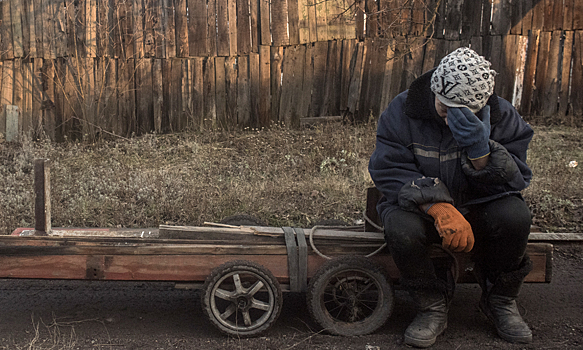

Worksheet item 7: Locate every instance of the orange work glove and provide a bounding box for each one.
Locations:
[426,203,475,252]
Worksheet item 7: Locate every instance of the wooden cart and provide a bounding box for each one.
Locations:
[1,160,553,337]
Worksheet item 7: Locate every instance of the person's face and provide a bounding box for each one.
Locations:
[435,97,449,125]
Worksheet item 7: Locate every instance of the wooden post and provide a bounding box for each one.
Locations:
[4,105,20,142]
[34,159,51,236]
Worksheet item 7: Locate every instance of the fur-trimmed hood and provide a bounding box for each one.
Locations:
[404,69,502,125]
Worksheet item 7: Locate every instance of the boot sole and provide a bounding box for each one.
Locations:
[404,324,447,348]
[479,303,533,344]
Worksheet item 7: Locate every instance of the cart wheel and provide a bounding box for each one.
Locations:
[307,256,394,336]
[202,260,282,337]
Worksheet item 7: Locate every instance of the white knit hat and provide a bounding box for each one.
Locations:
[430,47,497,113]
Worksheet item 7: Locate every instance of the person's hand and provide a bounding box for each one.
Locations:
[447,105,491,160]
[426,203,474,252]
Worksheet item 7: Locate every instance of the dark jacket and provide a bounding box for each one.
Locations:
[368,69,533,221]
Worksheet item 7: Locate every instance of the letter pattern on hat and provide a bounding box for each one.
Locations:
[430,47,496,113]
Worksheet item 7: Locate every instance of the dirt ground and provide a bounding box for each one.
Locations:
[0,242,581,350]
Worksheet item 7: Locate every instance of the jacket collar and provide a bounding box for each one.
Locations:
[404,68,502,124]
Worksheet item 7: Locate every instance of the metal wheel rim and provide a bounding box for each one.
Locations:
[210,270,276,332]
[321,269,384,324]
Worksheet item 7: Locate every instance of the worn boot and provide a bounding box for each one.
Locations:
[403,280,449,348]
[475,257,533,343]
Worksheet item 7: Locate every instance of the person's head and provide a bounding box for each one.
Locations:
[430,47,496,118]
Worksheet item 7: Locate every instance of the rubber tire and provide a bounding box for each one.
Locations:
[220,214,267,226]
[201,260,283,337]
[307,256,394,336]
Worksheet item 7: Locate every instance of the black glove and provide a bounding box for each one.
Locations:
[461,140,520,185]
[398,177,454,212]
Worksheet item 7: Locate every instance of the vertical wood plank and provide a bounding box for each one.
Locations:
[32,0,43,58]
[42,59,57,139]
[22,61,33,134]
[119,59,135,135]
[11,0,24,57]
[13,59,23,120]
[315,0,327,41]
[191,57,204,131]
[215,56,227,128]
[552,0,564,31]
[531,0,544,30]
[259,0,270,45]
[207,0,217,56]
[86,0,97,57]
[327,0,345,40]
[97,0,112,57]
[533,31,550,116]
[188,0,208,56]
[573,1,583,30]
[279,45,305,127]
[237,55,250,126]
[563,0,574,31]
[519,30,539,116]
[1,1,14,60]
[249,51,260,127]
[346,41,364,114]
[1,61,15,134]
[133,0,144,58]
[379,41,394,111]
[520,0,533,33]
[113,0,133,59]
[462,0,483,38]
[571,31,583,116]
[250,0,259,52]
[104,57,117,134]
[272,0,290,46]
[355,0,364,40]
[161,58,171,129]
[258,45,271,127]
[497,34,515,101]
[181,58,190,128]
[270,46,283,122]
[24,0,36,57]
[175,0,189,57]
[34,159,51,235]
[308,41,327,117]
[216,0,230,56]
[541,30,562,116]
[298,0,310,43]
[339,39,353,111]
[227,0,237,55]
[300,42,313,117]
[224,56,237,128]
[32,58,43,135]
[152,59,163,132]
[153,0,165,58]
[444,0,462,40]
[169,58,181,130]
[137,58,153,133]
[163,0,176,57]
[287,0,300,44]
[203,57,216,129]
[542,0,554,32]
[559,31,574,116]
[491,0,511,35]
[143,0,156,57]
[237,0,252,53]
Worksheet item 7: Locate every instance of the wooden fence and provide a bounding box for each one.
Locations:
[0,0,582,140]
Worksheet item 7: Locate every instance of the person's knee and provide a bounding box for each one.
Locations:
[383,210,428,253]
[487,196,531,242]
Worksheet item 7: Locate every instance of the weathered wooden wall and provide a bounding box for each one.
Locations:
[0,0,581,140]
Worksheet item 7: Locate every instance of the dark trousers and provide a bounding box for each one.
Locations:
[383,195,531,283]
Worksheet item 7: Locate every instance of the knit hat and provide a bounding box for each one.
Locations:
[430,47,496,113]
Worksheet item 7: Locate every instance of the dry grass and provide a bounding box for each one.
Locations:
[0,122,581,235]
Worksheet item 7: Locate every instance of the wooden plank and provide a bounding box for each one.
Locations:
[358,38,385,121]
[1,1,14,60]
[324,40,341,116]
[41,59,56,139]
[571,31,583,116]
[203,57,216,129]
[191,57,204,131]
[21,60,33,135]
[519,30,539,116]
[97,0,112,57]
[551,0,564,31]
[224,56,238,128]
[355,0,364,40]
[161,59,171,130]
[152,59,163,132]
[421,37,437,73]
[271,0,289,46]
[346,41,364,114]
[542,0,554,32]
[531,0,544,30]
[228,0,237,55]
[511,35,528,110]
[339,39,354,111]
[10,0,24,58]
[207,0,217,56]
[258,45,271,127]
[132,0,144,58]
[250,51,260,127]
[279,45,306,128]
[315,0,327,41]
[188,0,207,56]
[86,0,97,57]
[12,60,23,126]
[31,58,42,135]
[510,0,523,34]
[563,0,574,31]
[216,0,230,56]
[259,0,270,45]
[541,30,561,116]
[287,0,300,44]
[308,41,327,117]
[181,58,190,128]
[237,55,250,126]
[444,0,462,40]
[299,42,313,117]
[169,58,181,130]
[143,0,156,57]
[174,0,188,57]
[379,41,394,112]
[559,31,574,117]
[215,56,227,129]
[270,46,283,122]
[574,0,583,30]
[103,57,117,134]
[326,0,344,40]
[112,0,132,59]
[32,0,43,58]
[250,0,258,52]
[117,59,135,136]
[298,0,310,43]
[162,0,176,57]
[137,58,153,134]
[496,35,515,101]
[23,0,36,57]
[152,0,165,58]
[236,0,251,55]
[533,31,550,116]
[34,159,51,234]
[491,0,512,35]
[461,0,483,38]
